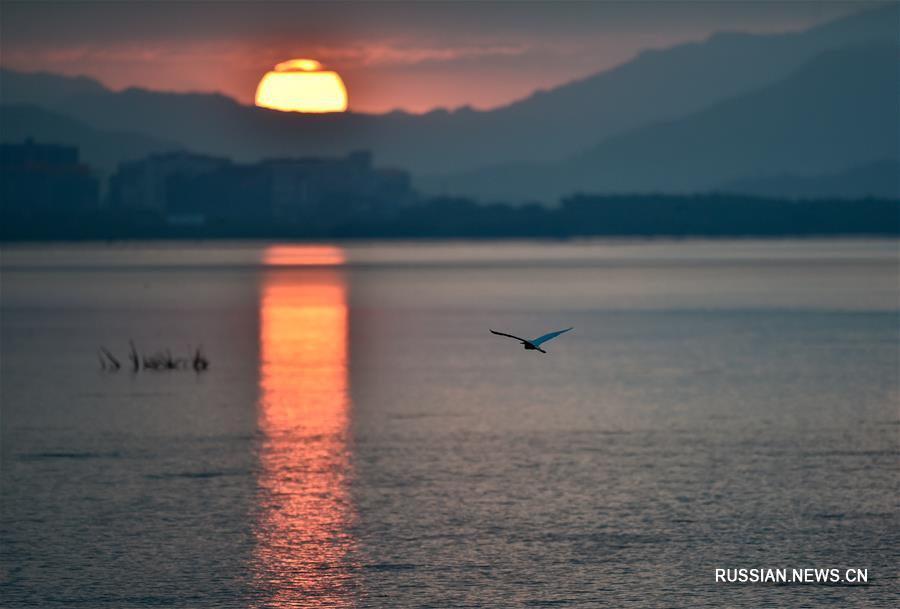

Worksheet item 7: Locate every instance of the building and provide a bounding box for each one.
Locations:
[0,139,99,215]
[107,151,231,212]
[112,149,416,228]
[258,151,414,224]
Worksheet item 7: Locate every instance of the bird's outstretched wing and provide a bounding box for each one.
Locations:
[531,327,573,346]
[490,329,529,343]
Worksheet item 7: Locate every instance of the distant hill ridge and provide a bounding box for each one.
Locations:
[0,104,183,174]
[721,160,900,200]
[424,42,900,202]
[0,3,896,199]
[0,70,109,106]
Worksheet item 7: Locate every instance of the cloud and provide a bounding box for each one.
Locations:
[310,41,533,68]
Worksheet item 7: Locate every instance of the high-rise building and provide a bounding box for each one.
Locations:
[1,139,99,215]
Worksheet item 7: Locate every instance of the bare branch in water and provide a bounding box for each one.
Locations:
[193,346,209,372]
[128,340,141,372]
[99,347,121,370]
[97,344,209,373]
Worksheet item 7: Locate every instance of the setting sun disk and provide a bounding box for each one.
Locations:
[255,59,348,113]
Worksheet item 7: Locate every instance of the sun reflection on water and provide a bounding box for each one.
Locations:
[263,245,346,267]
[254,245,355,606]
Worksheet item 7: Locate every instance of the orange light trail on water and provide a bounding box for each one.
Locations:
[254,245,355,606]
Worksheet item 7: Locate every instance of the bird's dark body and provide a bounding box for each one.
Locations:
[489,327,570,354]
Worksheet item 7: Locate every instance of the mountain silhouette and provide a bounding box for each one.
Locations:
[1,4,894,179]
[0,70,108,107]
[0,104,183,174]
[720,160,900,200]
[0,4,895,199]
[426,43,899,201]
[454,3,898,170]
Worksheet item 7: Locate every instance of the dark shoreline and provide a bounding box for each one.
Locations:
[2,233,899,245]
[4,194,898,242]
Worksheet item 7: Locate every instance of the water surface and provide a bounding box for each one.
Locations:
[1,240,897,607]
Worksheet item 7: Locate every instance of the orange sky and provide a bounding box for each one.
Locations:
[0,1,875,113]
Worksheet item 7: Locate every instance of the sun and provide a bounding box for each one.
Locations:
[255,59,348,113]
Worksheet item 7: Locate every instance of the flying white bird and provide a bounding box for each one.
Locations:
[490,327,573,354]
